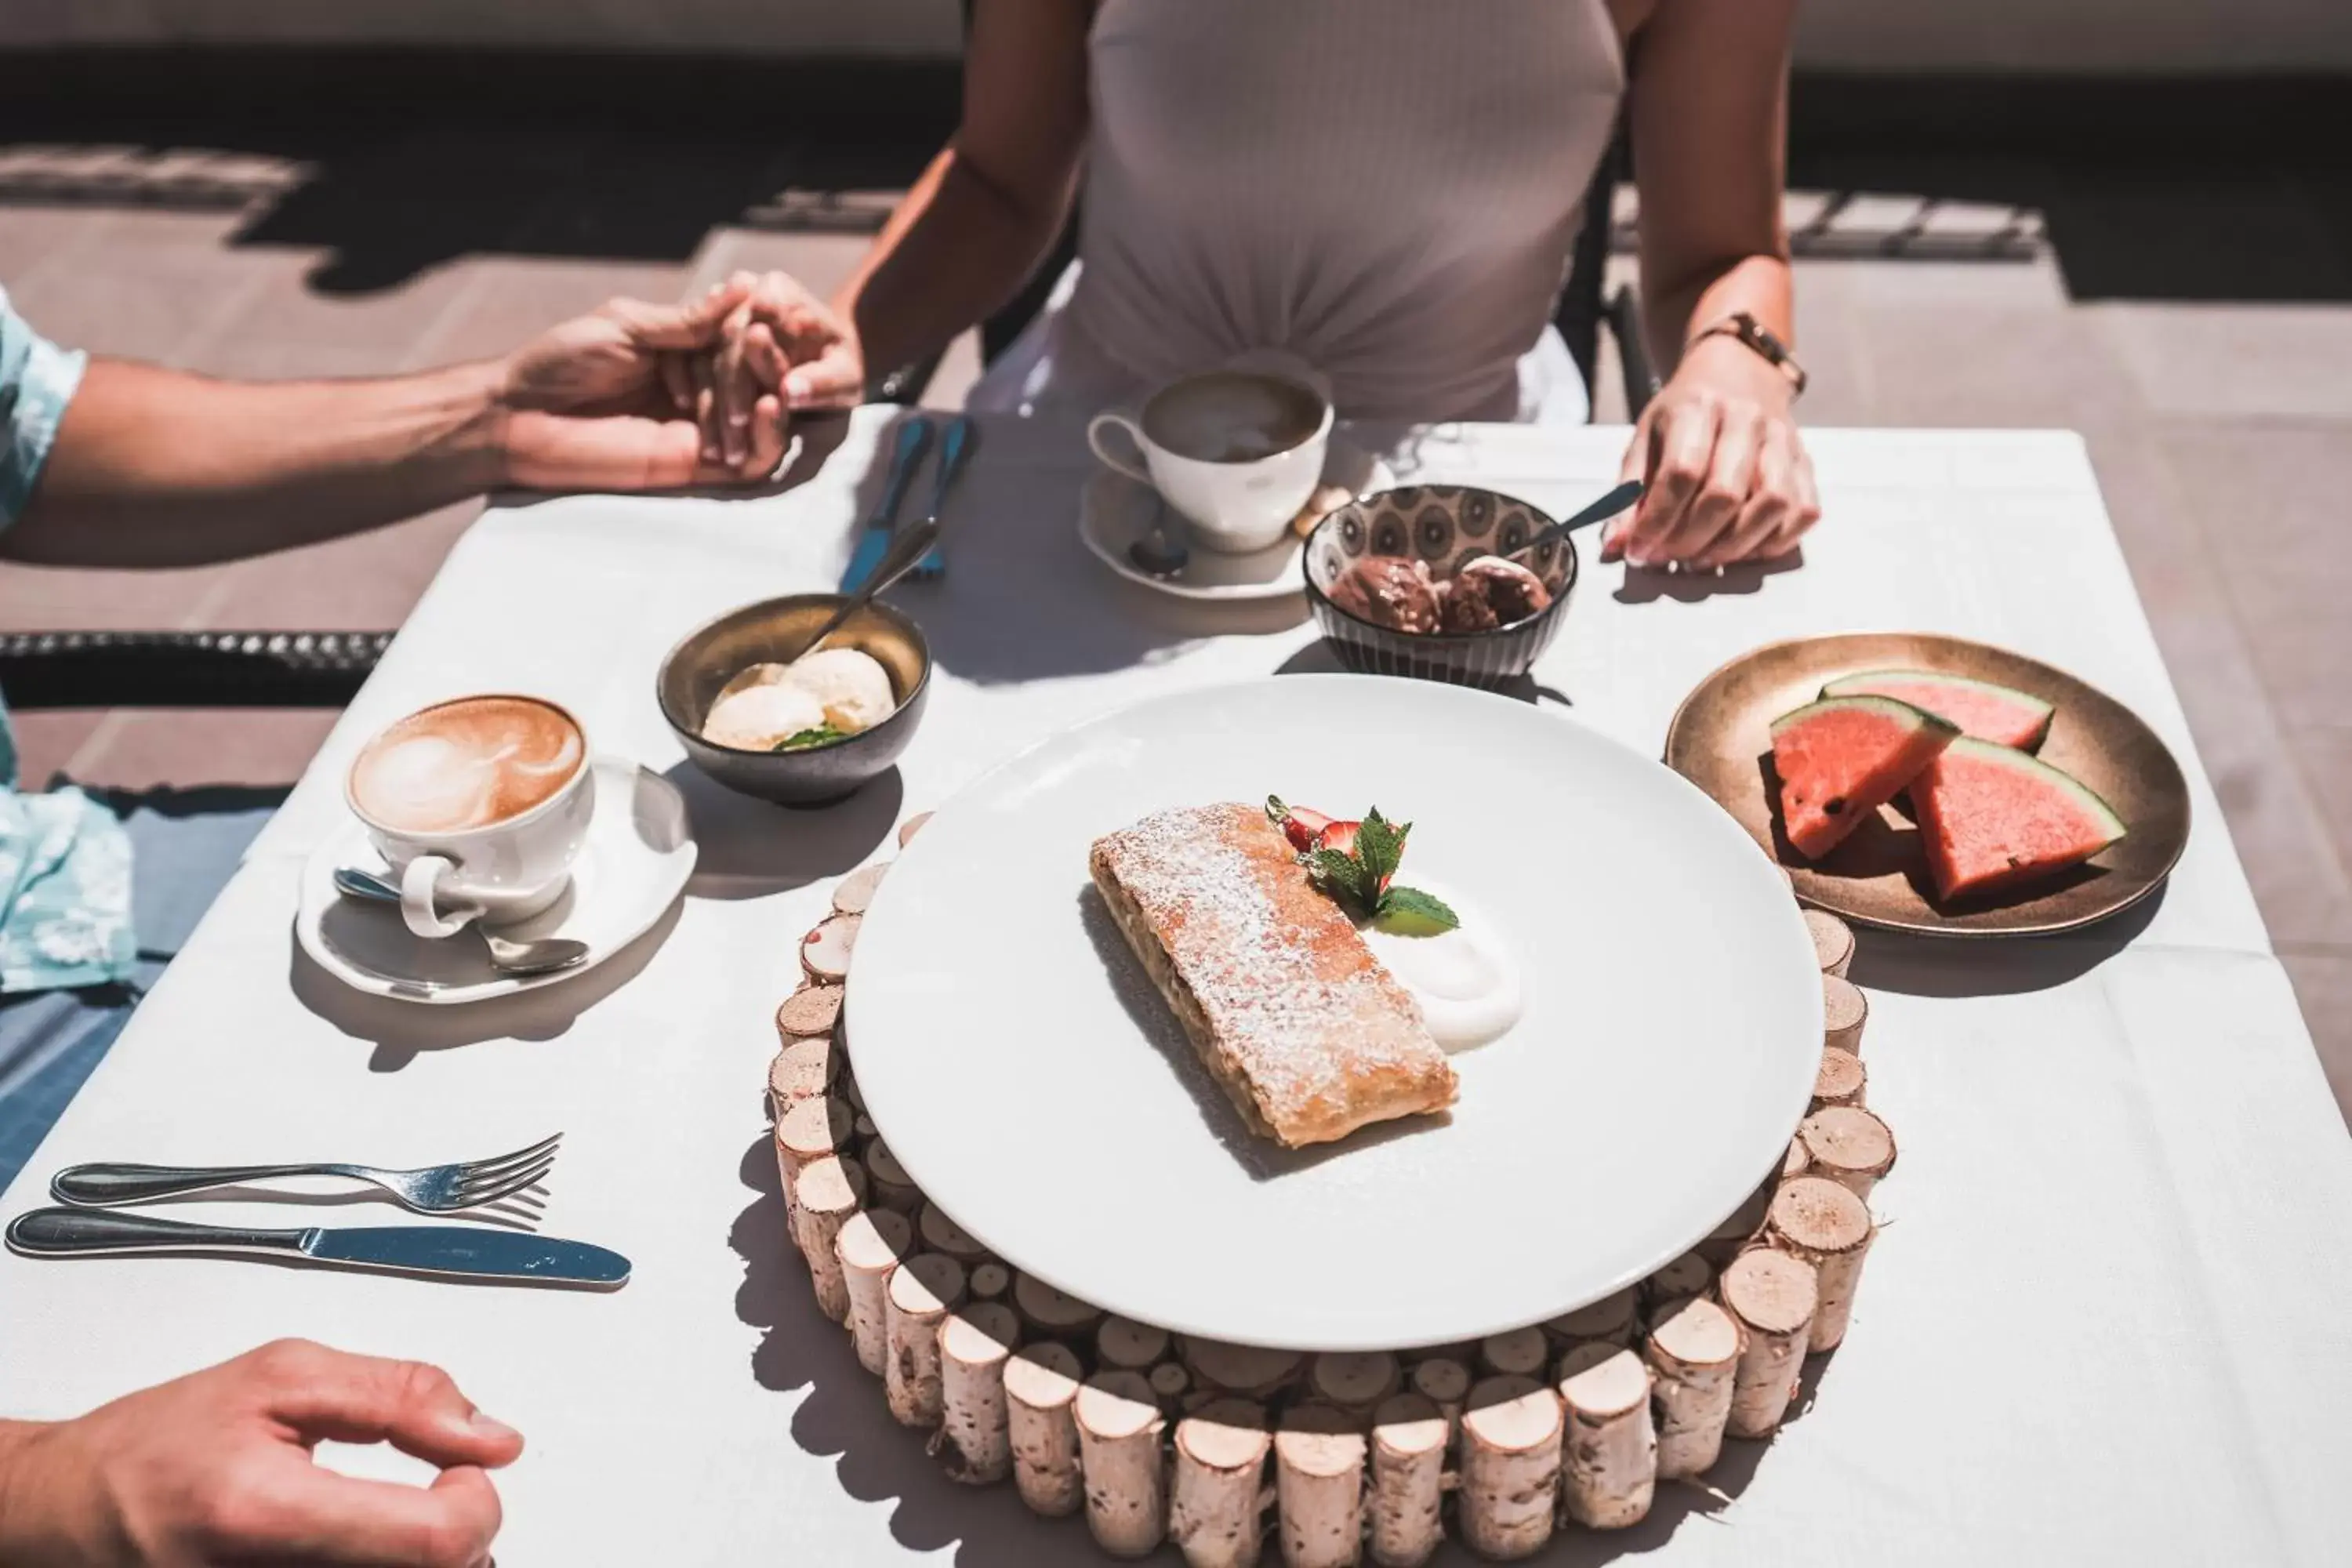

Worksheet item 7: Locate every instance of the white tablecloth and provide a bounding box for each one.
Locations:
[5,413,2348,1565]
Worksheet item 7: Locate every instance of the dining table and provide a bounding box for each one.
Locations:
[3,409,2348,1566]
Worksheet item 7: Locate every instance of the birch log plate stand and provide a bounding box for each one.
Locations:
[763,832,1898,1563]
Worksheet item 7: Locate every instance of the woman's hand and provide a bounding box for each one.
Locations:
[697,270,866,472]
[0,1339,522,1568]
[1603,338,1820,572]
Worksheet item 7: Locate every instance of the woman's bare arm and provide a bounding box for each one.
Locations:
[1606,0,1819,568]
[835,0,1094,384]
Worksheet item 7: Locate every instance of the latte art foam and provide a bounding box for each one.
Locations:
[350,696,584,833]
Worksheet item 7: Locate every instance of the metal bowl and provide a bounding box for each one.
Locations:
[1301,485,1577,688]
[656,594,931,807]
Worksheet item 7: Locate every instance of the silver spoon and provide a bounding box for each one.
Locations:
[1128,499,1190,579]
[793,515,942,661]
[332,867,590,978]
[1506,479,1643,563]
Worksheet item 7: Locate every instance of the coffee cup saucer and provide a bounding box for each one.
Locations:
[1078,438,1394,603]
[295,756,695,1005]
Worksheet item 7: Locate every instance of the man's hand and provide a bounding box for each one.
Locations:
[0,1339,523,1568]
[496,281,801,489]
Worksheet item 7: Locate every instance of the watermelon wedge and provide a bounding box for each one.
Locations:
[1769,695,1959,859]
[1911,737,2128,901]
[1820,669,2055,750]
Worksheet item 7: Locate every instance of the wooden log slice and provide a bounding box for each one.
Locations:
[1698,1171,1780,1268]
[862,1138,923,1214]
[1309,1350,1402,1421]
[968,1261,1011,1301]
[1406,1357,1470,1438]
[1368,1393,1446,1568]
[1149,1362,1192,1403]
[834,1207,914,1377]
[1478,1327,1549,1379]
[1097,1316,1172,1373]
[768,1034,839,1112]
[775,983,844,1040]
[833,861,890,916]
[1275,1403,1368,1568]
[1795,1105,1896,1198]
[1821,975,1868,1057]
[800,914,861,983]
[938,1301,1021,1485]
[914,1200,996,1265]
[898,811,934,848]
[1182,1338,1304,1399]
[1543,1286,1637,1350]
[1804,909,1855,978]
[1076,1370,1168,1558]
[1812,1048,1867,1112]
[1014,1273,1105,1340]
[1457,1377,1563,1561]
[1644,1295,1740,1480]
[1170,1398,1269,1568]
[790,1156,867,1323]
[1719,1249,1817,1439]
[884,1252,967,1428]
[1765,1174,1877,1352]
[1555,1344,1657,1530]
[1639,1250,1714,1312]
[1004,1341,1085,1517]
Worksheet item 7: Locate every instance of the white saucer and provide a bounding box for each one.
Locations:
[296,757,696,1005]
[1079,441,1396,603]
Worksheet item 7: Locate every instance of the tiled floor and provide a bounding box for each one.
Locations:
[3,125,2349,1119]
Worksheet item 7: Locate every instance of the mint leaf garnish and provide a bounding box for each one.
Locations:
[773,724,847,752]
[1308,847,1375,915]
[1356,808,1406,892]
[1374,885,1460,935]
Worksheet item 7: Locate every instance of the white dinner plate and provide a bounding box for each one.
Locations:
[848,677,1821,1350]
[1078,442,1394,602]
[295,757,695,1005]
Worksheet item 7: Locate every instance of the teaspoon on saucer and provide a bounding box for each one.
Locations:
[1128,500,1190,579]
[332,867,590,978]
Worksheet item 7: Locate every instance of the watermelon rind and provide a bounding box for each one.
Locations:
[1768,692,1959,742]
[1820,668,2055,750]
[1935,737,2127,845]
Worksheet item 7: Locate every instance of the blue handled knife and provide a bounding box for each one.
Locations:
[5,1207,631,1289]
[840,416,935,593]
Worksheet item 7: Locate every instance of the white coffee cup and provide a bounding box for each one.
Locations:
[344,695,596,939]
[1087,368,1334,554]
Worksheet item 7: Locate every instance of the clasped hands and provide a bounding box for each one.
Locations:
[495,270,862,492]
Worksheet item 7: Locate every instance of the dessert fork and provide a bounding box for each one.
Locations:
[49,1133,561,1215]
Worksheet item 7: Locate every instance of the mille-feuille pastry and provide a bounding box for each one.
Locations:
[1088,803,1457,1148]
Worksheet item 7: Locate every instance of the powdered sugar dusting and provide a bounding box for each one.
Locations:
[1091,804,1452,1136]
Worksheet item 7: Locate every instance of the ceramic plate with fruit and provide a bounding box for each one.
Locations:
[1666,633,2191,937]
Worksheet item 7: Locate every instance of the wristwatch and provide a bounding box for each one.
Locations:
[1687,310,1808,397]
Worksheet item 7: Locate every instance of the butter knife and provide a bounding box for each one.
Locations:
[5,1207,630,1289]
[908,415,978,581]
[840,416,935,593]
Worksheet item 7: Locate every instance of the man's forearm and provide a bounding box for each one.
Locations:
[0,1418,89,1565]
[5,358,510,568]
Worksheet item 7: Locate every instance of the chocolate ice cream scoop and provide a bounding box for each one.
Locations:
[1444,555,1553,630]
[1330,555,1443,633]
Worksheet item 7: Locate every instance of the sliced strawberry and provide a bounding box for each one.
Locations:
[1316,820,1360,857]
[1268,796,1335,853]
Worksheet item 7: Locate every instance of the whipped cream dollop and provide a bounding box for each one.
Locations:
[1358,880,1525,1052]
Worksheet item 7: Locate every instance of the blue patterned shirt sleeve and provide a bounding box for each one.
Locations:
[1,281,87,532]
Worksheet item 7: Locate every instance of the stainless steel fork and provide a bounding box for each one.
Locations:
[48,1134,561,1215]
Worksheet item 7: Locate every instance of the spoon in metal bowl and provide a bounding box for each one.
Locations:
[332,867,590,978]
[794,516,941,660]
[1127,499,1189,579]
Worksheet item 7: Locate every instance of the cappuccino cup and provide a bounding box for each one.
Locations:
[346,694,594,939]
[1087,368,1334,554]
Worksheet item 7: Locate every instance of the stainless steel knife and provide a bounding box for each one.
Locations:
[839,416,935,593]
[5,1207,630,1288]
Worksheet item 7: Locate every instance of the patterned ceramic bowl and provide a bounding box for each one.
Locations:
[1301,485,1577,688]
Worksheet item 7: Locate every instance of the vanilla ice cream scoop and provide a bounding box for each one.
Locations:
[783,647,896,735]
[702,681,830,751]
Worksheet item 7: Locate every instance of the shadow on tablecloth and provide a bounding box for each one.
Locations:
[1847,884,2165,999]
[728,1133,1103,1566]
[661,759,902,901]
